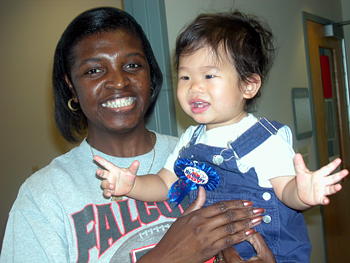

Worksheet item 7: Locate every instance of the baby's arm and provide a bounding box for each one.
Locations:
[270,153,348,210]
[93,156,178,202]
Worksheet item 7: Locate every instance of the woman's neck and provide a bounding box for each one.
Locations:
[86,126,154,158]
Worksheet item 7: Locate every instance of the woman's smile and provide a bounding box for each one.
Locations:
[102,96,135,109]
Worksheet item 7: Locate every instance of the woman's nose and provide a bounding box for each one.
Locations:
[104,68,130,89]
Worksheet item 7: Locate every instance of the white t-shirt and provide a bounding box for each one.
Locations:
[164,114,296,188]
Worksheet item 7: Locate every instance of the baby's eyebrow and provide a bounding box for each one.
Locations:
[177,66,187,71]
[177,65,219,73]
[198,66,220,75]
[200,65,218,71]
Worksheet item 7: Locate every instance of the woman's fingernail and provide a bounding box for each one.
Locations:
[243,201,253,207]
[253,208,265,214]
[245,229,256,236]
[251,216,263,224]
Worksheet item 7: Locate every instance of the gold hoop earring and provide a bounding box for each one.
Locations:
[150,87,155,98]
[68,98,80,112]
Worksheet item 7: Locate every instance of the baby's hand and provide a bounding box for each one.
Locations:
[294,153,348,206]
[93,156,139,198]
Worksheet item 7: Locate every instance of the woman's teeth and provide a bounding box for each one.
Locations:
[102,97,135,108]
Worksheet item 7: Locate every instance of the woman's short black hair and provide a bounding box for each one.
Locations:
[53,7,163,142]
[175,11,276,111]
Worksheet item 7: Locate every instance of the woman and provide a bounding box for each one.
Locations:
[0,7,272,262]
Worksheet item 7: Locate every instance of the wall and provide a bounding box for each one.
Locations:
[0,0,123,251]
[164,0,349,262]
[0,0,349,261]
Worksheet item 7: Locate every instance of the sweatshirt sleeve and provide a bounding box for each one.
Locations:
[0,183,69,263]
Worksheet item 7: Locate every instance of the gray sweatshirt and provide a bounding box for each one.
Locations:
[1,133,187,263]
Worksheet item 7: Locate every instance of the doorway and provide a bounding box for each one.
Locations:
[303,12,350,263]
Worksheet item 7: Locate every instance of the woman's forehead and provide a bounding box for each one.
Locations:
[71,30,144,59]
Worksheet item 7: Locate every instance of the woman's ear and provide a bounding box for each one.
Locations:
[243,74,261,99]
[64,75,79,103]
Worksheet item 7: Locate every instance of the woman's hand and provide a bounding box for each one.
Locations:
[219,233,276,263]
[138,187,264,263]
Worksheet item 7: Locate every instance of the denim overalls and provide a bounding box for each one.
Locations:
[176,118,311,262]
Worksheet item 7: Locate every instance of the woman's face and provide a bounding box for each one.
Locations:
[67,29,151,135]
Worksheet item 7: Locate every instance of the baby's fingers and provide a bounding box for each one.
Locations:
[129,160,140,175]
[294,153,309,173]
[101,179,115,190]
[323,183,341,198]
[338,168,348,179]
[101,179,116,198]
[96,168,106,179]
[330,169,349,184]
[321,184,341,205]
[322,169,349,188]
[103,188,113,198]
[94,155,119,171]
[321,170,348,205]
[327,169,348,192]
[319,158,343,177]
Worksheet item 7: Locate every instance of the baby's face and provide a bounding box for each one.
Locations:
[177,46,253,130]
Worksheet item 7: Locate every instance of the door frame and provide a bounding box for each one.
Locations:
[302,11,350,168]
[302,11,350,262]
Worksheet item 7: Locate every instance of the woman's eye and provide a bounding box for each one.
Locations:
[85,68,102,75]
[126,63,141,69]
[205,74,215,79]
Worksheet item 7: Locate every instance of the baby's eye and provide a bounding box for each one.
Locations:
[179,76,190,80]
[205,74,215,79]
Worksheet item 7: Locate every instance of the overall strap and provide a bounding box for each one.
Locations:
[188,124,205,146]
[228,118,284,159]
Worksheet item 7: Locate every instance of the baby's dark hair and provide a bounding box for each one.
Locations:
[175,11,276,111]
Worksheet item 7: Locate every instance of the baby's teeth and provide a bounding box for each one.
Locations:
[195,101,203,108]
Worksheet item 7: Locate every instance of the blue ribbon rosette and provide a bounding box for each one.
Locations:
[167,158,219,206]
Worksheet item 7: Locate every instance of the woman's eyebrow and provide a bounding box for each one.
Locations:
[77,57,102,68]
[125,52,146,59]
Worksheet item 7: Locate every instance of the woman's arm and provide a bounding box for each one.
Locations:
[137,187,265,263]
